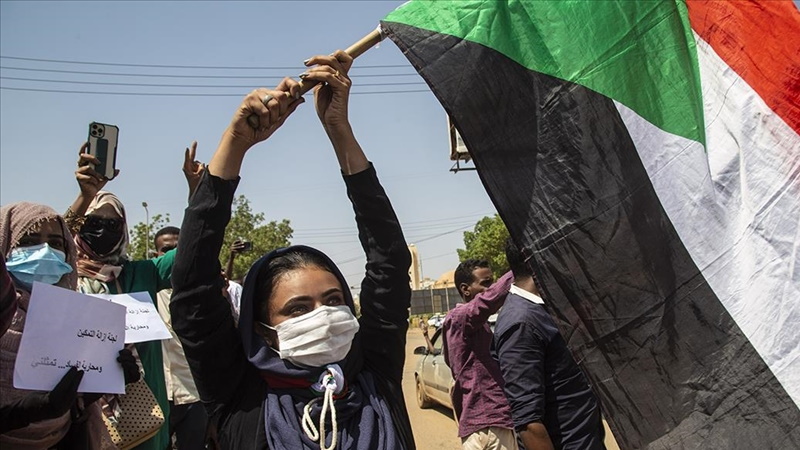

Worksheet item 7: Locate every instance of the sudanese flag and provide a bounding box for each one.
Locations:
[382,1,800,448]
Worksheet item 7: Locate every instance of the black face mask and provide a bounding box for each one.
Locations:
[80,217,124,256]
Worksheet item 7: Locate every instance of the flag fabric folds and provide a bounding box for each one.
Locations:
[382,1,800,448]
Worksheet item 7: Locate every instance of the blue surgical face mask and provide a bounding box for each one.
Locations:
[6,243,73,286]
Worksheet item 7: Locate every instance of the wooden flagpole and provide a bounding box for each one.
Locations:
[247,26,385,129]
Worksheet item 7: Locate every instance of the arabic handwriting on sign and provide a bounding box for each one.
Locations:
[56,359,103,373]
[125,324,150,331]
[77,329,95,338]
[76,329,119,343]
[30,356,58,368]
[127,307,152,315]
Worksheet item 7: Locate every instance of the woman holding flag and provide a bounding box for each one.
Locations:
[170,51,415,449]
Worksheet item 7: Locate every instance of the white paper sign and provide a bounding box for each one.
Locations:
[90,291,171,343]
[14,282,126,394]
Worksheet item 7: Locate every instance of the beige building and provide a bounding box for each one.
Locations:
[433,270,456,289]
[408,243,458,291]
[408,244,422,290]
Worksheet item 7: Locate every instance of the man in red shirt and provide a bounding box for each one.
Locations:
[443,259,517,449]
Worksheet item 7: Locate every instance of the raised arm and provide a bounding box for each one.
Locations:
[460,271,514,333]
[302,51,412,383]
[421,322,438,355]
[225,240,247,281]
[182,140,205,199]
[345,164,411,379]
[170,169,241,410]
[302,50,369,176]
[170,81,303,412]
[64,142,117,234]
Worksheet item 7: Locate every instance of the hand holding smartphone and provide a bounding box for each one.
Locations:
[231,240,252,254]
[87,122,119,180]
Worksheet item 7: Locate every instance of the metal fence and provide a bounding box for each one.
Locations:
[409,287,461,316]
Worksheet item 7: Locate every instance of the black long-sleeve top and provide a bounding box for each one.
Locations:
[493,292,605,449]
[170,165,415,449]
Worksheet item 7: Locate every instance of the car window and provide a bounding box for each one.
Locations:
[431,329,444,352]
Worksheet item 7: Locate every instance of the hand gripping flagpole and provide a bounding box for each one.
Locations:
[246,26,386,130]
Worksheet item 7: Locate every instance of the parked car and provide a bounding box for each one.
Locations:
[413,314,498,411]
[414,327,453,410]
[427,313,445,328]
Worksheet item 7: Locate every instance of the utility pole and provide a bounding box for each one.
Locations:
[142,202,150,259]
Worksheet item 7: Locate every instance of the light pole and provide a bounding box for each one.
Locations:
[430,283,435,315]
[142,202,149,258]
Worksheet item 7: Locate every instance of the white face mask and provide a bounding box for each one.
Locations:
[261,305,360,368]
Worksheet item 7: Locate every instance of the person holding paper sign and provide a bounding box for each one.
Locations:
[171,51,415,449]
[0,202,81,447]
[66,177,175,450]
[0,202,139,448]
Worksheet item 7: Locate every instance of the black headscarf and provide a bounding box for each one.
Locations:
[238,245,401,450]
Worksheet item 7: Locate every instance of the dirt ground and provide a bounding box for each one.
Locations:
[403,328,463,449]
[402,328,621,450]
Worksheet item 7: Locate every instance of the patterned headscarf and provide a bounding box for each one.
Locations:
[0,202,78,289]
[74,191,129,291]
[0,202,78,448]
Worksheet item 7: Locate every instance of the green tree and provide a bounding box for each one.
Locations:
[126,195,292,274]
[220,195,293,280]
[128,213,171,261]
[457,214,510,278]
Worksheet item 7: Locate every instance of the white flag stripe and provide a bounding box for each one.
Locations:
[612,32,800,408]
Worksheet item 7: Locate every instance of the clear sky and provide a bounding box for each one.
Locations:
[0,1,498,291]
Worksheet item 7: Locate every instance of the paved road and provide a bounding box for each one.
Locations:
[403,328,462,449]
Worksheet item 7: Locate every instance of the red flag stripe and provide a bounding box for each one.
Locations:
[687,0,800,135]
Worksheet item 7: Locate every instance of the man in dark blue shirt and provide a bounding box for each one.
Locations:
[493,238,605,450]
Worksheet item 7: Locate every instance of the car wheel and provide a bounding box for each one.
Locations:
[416,375,433,409]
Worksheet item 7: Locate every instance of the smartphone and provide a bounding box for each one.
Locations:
[87,122,119,180]
[241,241,253,252]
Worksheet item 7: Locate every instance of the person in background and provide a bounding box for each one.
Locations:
[154,226,207,450]
[0,202,137,448]
[493,238,605,450]
[170,51,415,449]
[420,320,438,355]
[221,269,243,325]
[66,150,175,450]
[154,227,180,258]
[443,259,517,449]
[224,239,249,283]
